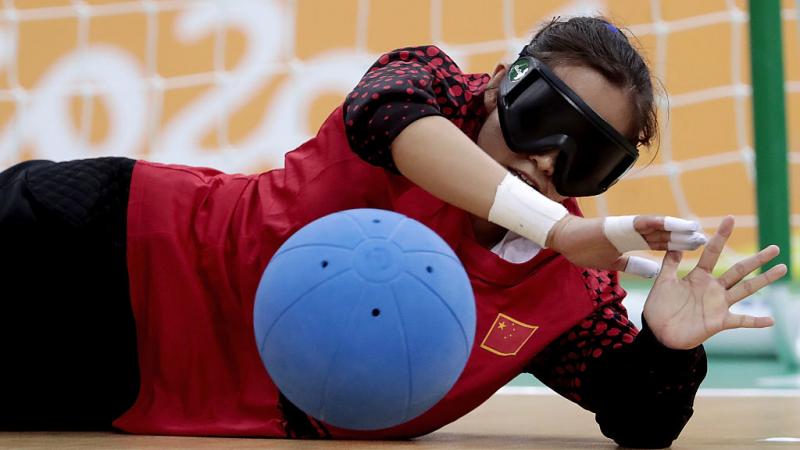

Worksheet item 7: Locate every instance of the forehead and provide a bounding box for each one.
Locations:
[550,64,635,139]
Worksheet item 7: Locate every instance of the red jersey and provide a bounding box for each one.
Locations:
[115,104,597,437]
[114,47,704,447]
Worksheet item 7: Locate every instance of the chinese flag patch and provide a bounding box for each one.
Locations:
[480,313,539,356]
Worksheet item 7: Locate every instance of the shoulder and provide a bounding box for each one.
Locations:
[372,45,456,67]
[365,45,491,107]
[367,45,479,82]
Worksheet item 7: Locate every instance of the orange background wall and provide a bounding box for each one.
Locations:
[0,0,797,271]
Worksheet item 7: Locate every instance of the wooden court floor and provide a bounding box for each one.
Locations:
[1,391,798,449]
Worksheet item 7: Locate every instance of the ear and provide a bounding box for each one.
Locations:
[484,63,508,111]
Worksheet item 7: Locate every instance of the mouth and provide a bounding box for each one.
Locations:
[508,168,539,192]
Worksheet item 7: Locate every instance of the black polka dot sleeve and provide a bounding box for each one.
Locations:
[526,269,707,449]
[343,46,490,173]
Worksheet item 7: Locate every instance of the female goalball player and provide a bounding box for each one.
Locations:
[0,16,786,449]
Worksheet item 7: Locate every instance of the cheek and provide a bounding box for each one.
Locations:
[477,116,514,163]
[478,134,515,165]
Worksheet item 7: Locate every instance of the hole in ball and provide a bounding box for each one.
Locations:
[321,260,329,268]
[372,219,381,223]
[371,308,381,317]
[426,266,433,273]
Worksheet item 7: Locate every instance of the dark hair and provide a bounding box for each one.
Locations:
[522,16,658,148]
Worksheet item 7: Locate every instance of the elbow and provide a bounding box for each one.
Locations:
[608,434,676,449]
[597,407,693,449]
[601,426,679,449]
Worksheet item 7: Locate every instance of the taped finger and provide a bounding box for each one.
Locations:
[664,217,700,233]
[604,216,650,252]
[669,231,707,244]
[624,256,661,278]
[667,231,708,250]
[643,230,672,243]
[668,241,703,251]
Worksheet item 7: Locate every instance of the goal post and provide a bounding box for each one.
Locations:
[749,0,792,279]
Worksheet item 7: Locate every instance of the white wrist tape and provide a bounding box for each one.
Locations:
[487,173,568,247]
[624,256,661,278]
[603,216,649,253]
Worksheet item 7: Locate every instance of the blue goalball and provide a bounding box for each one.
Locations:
[253,208,476,430]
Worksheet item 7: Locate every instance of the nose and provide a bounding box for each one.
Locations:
[529,149,559,177]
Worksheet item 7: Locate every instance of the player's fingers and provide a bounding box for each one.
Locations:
[719,245,781,288]
[668,231,707,249]
[604,216,649,253]
[635,216,700,235]
[696,216,734,272]
[645,231,707,245]
[645,234,707,251]
[633,215,663,234]
[723,313,774,330]
[607,217,703,253]
[726,264,788,305]
[622,255,661,278]
[667,240,705,251]
[643,230,672,243]
[610,256,629,273]
[659,250,682,278]
[664,216,701,233]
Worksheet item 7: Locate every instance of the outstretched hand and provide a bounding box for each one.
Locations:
[547,214,704,275]
[643,216,788,350]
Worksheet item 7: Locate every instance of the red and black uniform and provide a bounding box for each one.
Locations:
[0,46,704,448]
[338,45,706,448]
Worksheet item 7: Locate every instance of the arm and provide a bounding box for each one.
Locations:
[392,116,506,222]
[344,47,559,243]
[344,46,504,218]
[589,318,706,448]
[392,114,680,275]
[526,271,706,449]
[343,46,700,272]
[529,217,786,448]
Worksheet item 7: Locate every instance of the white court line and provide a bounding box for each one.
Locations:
[760,437,800,442]
[496,386,800,397]
[495,386,556,396]
[696,388,800,397]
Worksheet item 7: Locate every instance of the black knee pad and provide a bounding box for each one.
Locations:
[24,157,135,230]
